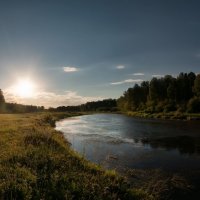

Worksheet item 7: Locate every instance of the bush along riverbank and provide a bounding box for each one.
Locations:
[0,112,151,200]
[125,111,200,121]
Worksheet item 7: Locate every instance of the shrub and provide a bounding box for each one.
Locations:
[187,97,200,113]
[42,114,56,127]
[164,101,177,112]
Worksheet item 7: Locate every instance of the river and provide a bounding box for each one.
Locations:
[56,113,200,171]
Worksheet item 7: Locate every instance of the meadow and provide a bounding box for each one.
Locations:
[0,113,147,200]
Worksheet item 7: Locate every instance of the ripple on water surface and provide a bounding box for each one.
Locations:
[56,114,200,171]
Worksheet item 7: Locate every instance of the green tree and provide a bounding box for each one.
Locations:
[176,72,195,102]
[187,97,200,113]
[194,74,200,97]
[0,89,5,112]
[167,81,176,101]
[140,81,149,103]
[163,75,177,101]
[149,78,165,101]
[188,72,196,98]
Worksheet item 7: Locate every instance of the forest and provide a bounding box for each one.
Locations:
[49,99,117,112]
[117,72,200,113]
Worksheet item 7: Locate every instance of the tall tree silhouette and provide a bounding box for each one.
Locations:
[0,89,5,112]
[194,74,200,97]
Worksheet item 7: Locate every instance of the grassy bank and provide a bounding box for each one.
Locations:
[125,111,200,120]
[0,112,148,200]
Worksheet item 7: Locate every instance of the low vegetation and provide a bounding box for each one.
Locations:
[0,113,145,200]
[123,168,200,200]
[126,110,200,120]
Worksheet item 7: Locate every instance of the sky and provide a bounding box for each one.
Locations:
[0,0,200,107]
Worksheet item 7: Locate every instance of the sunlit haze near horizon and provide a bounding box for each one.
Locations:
[0,0,200,107]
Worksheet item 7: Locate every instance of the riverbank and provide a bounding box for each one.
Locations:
[125,111,200,121]
[56,113,200,200]
[67,110,200,121]
[0,112,146,199]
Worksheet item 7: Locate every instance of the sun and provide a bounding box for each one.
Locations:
[14,79,36,98]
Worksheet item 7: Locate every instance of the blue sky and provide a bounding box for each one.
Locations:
[1,0,200,107]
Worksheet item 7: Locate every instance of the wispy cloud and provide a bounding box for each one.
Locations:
[132,73,144,76]
[116,65,125,69]
[152,74,164,78]
[110,79,143,85]
[63,66,79,72]
[4,89,102,108]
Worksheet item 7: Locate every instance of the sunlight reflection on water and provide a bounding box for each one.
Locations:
[56,114,200,171]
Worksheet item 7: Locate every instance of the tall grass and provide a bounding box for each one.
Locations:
[0,113,139,199]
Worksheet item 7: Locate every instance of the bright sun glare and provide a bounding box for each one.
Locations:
[14,79,36,98]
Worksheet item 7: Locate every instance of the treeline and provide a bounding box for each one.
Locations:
[117,72,200,113]
[49,99,117,112]
[5,103,44,113]
[1,72,200,114]
[0,89,44,113]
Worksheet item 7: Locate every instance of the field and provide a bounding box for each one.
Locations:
[0,113,146,200]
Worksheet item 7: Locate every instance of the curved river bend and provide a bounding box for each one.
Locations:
[56,114,200,171]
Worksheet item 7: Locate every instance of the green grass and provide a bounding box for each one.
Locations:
[0,113,140,200]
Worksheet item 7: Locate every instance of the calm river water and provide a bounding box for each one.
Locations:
[56,114,200,171]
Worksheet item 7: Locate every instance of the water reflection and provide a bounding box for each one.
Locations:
[56,114,200,170]
[140,136,200,155]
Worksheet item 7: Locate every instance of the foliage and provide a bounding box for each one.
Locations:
[117,72,200,115]
[5,103,44,113]
[49,99,117,112]
[187,97,200,113]
[0,89,6,112]
[193,74,200,97]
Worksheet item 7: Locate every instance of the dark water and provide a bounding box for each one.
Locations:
[56,114,200,171]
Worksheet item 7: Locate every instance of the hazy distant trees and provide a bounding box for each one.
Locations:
[0,89,44,113]
[0,89,5,103]
[117,72,200,113]
[5,103,44,113]
[0,89,5,112]
[51,99,117,112]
